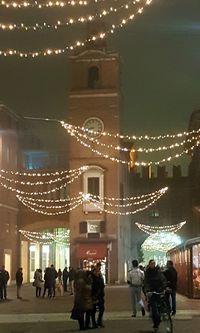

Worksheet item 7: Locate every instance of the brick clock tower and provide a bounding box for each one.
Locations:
[67,23,132,283]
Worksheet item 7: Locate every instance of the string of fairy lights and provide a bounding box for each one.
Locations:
[62,121,200,141]
[12,187,167,215]
[0,0,140,31]
[19,229,70,245]
[0,0,153,57]
[64,123,199,166]
[0,165,88,176]
[0,168,87,186]
[0,0,91,8]
[62,121,200,154]
[135,221,186,235]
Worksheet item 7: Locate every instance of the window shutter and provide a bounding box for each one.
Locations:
[100,221,106,233]
[79,221,87,234]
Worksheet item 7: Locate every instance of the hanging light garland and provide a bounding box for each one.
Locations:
[0,165,88,177]
[0,0,140,31]
[0,168,85,186]
[0,0,91,9]
[16,194,83,209]
[0,0,153,57]
[0,169,82,196]
[63,122,199,154]
[89,187,168,202]
[83,187,168,215]
[17,196,83,215]
[62,121,200,142]
[135,221,186,235]
[19,229,70,245]
[64,123,199,165]
[141,231,182,252]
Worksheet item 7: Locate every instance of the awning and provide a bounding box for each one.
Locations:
[76,243,107,259]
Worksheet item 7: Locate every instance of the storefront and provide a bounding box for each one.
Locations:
[20,228,70,282]
[76,242,109,283]
[168,237,200,298]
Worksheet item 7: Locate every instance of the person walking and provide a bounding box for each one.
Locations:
[163,260,178,316]
[69,267,75,295]
[127,259,145,317]
[0,269,4,301]
[63,267,69,292]
[33,268,43,297]
[1,266,9,300]
[144,259,167,331]
[16,267,23,299]
[92,262,105,328]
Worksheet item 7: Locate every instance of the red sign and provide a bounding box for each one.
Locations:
[76,243,107,259]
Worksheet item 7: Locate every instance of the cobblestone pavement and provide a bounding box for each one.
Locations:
[0,285,200,333]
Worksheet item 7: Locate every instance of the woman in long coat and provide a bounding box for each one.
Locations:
[34,269,43,297]
[71,270,93,330]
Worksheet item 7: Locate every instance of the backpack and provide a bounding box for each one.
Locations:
[129,269,143,286]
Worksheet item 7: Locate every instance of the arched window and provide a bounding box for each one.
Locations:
[83,166,104,212]
[88,66,99,89]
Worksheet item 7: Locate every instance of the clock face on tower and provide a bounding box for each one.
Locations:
[83,117,104,138]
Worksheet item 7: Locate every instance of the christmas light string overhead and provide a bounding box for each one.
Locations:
[0,168,86,186]
[62,121,200,142]
[0,0,140,31]
[85,187,168,215]
[0,0,90,9]
[63,122,199,154]
[17,195,83,215]
[135,221,186,235]
[16,187,167,215]
[0,165,88,176]
[0,169,82,196]
[18,187,166,204]
[0,0,153,57]
[64,123,199,165]
[17,194,83,209]
[19,229,70,245]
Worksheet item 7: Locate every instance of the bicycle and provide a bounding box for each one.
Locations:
[147,291,173,333]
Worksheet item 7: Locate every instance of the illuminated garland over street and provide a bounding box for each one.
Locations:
[142,231,182,252]
[64,123,199,165]
[19,229,70,245]
[0,0,90,8]
[0,168,85,186]
[0,165,88,177]
[0,170,82,196]
[16,187,167,215]
[87,187,167,215]
[63,122,199,154]
[17,196,83,215]
[0,0,139,31]
[0,0,153,57]
[135,221,186,235]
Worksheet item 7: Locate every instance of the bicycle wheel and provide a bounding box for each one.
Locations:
[160,313,173,333]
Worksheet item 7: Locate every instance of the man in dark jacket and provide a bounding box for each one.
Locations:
[144,260,167,331]
[163,260,177,315]
[1,266,9,300]
[63,267,69,292]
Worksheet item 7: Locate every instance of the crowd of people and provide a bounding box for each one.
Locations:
[127,259,177,332]
[1,259,177,332]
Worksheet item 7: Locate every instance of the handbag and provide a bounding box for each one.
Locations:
[70,307,83,320]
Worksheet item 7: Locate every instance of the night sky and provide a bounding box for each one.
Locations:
[0,0,199,137]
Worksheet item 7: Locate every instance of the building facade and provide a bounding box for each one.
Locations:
[67,42,132,283]
[0,105,19,282]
